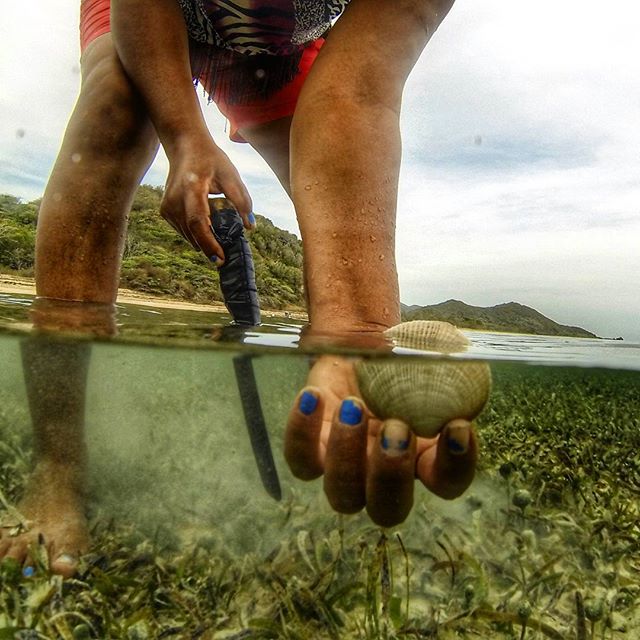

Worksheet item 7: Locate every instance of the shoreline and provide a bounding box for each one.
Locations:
[0,274,309,321]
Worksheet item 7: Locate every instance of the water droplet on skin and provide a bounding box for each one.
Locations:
[341,258,349,266]
[331,232,337,238]
[314,181,319,185]
[304,184,312,191]
[71,153,82,163]
[370,235,377,242]
[378,254,384,260]
[186,172,198,183]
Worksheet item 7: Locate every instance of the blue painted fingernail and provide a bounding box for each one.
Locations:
[381,420,410,456]
[299,390,318,415]
[209,255,219,264]
[447,422,470,455]
[248,212,256,226]
[339,399,363,426]
[22,566,35,578]
[448,438,466,453]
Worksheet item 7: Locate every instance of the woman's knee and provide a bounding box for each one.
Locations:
[75,35,157,156]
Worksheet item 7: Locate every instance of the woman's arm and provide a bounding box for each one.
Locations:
[286,0,475,527]
[111,0,253,261]
[111,0,204,153]
[289,0,455,335]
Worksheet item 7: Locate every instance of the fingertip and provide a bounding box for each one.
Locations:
[380,419,411,458]
[444,418,472,456]
[22,565,35,578]
[223,183,252,219]
[297,386,321,416]
[337,396,364,427]
[417,420,478,500]
[285,386,324,480]
[206,234,226,267]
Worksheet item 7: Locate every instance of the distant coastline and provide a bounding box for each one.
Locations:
[401,299,600,339]
[1,275,602,338]
[0,274,309,321]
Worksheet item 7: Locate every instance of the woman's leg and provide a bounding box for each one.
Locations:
[238,116,293,196]
[36,33,159,303]
[0,33,158,576]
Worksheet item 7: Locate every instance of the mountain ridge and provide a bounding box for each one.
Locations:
[401,299,598,338]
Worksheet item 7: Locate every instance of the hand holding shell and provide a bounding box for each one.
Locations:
[355,321,491,438]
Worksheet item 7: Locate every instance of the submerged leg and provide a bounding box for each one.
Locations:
[0,338,91,577]
[0,33,158,576]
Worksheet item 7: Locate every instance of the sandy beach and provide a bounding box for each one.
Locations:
[0,273,308,320]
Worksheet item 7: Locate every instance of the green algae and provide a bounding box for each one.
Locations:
[1,360,639,639]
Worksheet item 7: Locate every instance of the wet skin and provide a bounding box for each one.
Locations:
[0,0,472,575]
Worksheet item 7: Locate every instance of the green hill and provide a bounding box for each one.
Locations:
[401,299,597,338]
[0,186,304,310]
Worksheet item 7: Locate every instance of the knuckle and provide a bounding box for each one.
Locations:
[185,215,205,233]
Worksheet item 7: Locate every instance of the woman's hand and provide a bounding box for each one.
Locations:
[161,135,253,263]
[285,356,478,527]
[112,0,253,262]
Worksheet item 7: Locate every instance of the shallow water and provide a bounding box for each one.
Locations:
[2,291,640,368]
[0,294,639,638]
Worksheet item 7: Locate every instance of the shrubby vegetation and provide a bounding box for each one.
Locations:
[0,194,37,273]
[0,186,305,310]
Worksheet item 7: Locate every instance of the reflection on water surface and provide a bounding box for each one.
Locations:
[2,292,640,368]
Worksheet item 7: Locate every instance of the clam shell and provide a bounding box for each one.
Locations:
[355,321,491,437]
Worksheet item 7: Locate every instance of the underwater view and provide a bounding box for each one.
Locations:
[0,295,638,639]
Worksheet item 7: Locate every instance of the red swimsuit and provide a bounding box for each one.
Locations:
[78,0,345,141]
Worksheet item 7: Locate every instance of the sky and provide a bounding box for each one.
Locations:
[1,1,639,340]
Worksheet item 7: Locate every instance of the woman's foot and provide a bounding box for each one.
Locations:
[0,462,89,578]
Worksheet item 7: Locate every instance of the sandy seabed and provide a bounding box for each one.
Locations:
[0,274,308,320]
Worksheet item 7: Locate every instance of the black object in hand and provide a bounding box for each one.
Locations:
[210,199,278,499]
[209,197,261,326]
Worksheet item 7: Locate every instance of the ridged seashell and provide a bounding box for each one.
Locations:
[355,321,491,438]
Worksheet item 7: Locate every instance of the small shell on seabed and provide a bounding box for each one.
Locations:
[355,321,491,438]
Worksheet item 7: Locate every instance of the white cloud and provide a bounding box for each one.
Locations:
[394,0,640,339]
